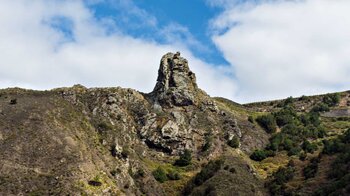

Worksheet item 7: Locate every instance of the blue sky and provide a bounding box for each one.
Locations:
[1,0,350,103]
[88,0,228,65]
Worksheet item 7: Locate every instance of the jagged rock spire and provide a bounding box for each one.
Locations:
[151,52,199,106]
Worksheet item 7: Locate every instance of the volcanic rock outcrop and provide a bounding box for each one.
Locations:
[151,52,203,107]
[0,52,270,195]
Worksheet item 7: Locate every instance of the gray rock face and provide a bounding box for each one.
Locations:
[151,52,198,107]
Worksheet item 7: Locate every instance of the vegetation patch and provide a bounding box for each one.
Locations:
[267,164,295,196]
[174,149,192,167]
[251,104,326,162]
[88,175,103,187]
[256,114,277,133]
[227,136,240,148]
[303,157,319,179]
[183,159,224,195]
[314,128,350,195]
[152,167,168,183]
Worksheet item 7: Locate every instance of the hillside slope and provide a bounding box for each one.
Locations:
[0,53,268,195]
[0,53,349,196]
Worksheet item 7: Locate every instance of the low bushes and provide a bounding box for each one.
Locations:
[267,165,295,195]
[174,149,192,166]
[152,167,168,183]
[227,136,240,148]
[183,159,224,195]
[152,167,181,183]
[250,149,274,161]
[256,114,277,133]
[303,157,319,179]
[251,105,325,161]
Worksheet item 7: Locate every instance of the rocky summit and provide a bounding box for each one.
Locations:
[0,53,350,196]
[151,52,200,107]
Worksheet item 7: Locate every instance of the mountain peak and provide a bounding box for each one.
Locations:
[151,52,199,107]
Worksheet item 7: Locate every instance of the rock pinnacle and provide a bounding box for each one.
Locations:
[151,52,199,107]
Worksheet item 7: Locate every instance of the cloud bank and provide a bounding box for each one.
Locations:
[211,0,350,102]
[2,0,350,103]
[0,0,237,100]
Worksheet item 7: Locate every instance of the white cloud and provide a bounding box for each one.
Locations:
[159,23,210,54]
[0,0,237,100]
[211,0,350,102]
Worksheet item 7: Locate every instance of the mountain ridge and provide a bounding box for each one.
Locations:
[0,53,349,195]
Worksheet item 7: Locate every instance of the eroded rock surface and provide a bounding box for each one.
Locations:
[151,52,201,107]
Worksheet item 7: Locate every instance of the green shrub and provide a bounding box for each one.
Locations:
[256,114,277,133]
[308,112,321,126]
[274,166,295,184]
[302,140,318,153]
[202,131,213,152]
[303,157,319,179]
[248,115,254,123]
[284,96,294,106]
[282,138,294,151]
[275,114,294,127]
[267,134,284,151]
[227,136,240,148]
[322,139,344,155]
[300,112,321,127]
[152,167,168,183]
[299,152,307,161]
[311,103,330,113]
[299,95,309,101]
[250,149,273,161]
[314,174,350,196]
[314,129,350,195]
[97,121,112,132]
[287,146,301,156]
[274,106,297,127]
[135,168,145,178]
[322,93,340,107]
[167,170,181,180]
[174,149,192,166]
[202,141,211,152]
[268,166,295,195]
[281,123,299,135]
[342,128,350,143]
[277,96,294,108]
[193,159,223,186]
